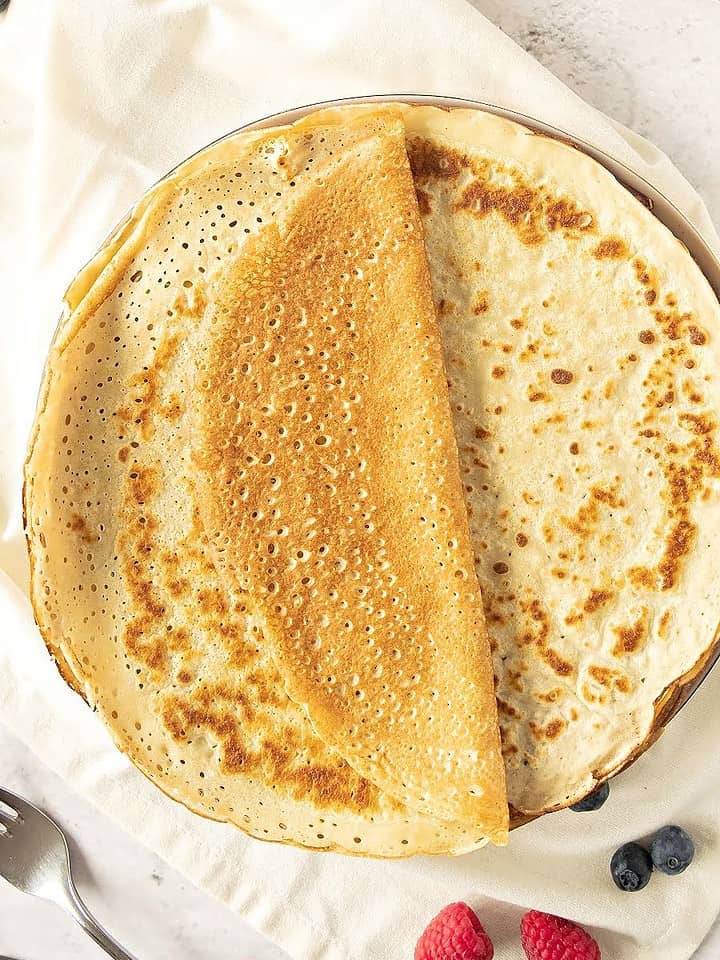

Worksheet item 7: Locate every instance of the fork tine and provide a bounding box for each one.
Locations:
[0,786,21,813]
[0,786,31,820]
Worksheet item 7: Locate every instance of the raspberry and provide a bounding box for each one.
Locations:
[521,910,601,960]
[415,902,494,960]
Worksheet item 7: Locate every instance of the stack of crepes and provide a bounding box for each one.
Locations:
[24,105,720,857]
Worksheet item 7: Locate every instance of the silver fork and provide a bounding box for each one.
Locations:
[0,786,138,960]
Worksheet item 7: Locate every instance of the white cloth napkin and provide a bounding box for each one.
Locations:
[1,2,719,958]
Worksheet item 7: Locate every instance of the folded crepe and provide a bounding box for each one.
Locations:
[25,100,720,849]
[189,111,505,829]
[24,108,508,855]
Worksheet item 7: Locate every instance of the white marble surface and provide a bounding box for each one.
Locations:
[2,1,719,958]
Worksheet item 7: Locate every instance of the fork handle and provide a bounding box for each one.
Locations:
[64,876,139,960]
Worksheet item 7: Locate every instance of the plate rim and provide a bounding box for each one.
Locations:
[169,93,720,304]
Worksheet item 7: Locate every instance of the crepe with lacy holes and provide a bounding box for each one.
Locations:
[189,112,506,832]
[24,107,507,856]
[27,100,720,838]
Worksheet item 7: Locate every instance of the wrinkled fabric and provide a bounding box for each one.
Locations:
[0,2,718,958]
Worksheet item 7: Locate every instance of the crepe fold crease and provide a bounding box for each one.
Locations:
[24,102,720,856]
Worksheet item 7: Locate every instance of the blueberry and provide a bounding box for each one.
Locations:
[651,825,695,875]
[611,842,653,891]
[570,781,610,812]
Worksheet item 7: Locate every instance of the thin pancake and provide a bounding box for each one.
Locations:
[189,112,507,833]
[27,99,719,836]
